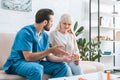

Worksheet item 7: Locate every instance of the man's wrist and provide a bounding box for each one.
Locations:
[49,48,53,53]
[62,56,66,62]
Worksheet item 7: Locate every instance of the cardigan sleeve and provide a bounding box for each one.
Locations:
[72,35,80,54]
[49,30,63,46]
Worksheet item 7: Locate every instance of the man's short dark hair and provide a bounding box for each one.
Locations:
[35,8,54,23]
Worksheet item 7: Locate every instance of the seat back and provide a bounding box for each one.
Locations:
[0,33,16,69]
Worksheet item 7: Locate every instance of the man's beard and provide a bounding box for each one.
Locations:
[44,23,50,31]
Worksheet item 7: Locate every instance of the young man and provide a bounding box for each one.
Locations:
[3,8,73,80]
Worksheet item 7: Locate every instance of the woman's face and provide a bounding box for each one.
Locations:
[60,20,71,32]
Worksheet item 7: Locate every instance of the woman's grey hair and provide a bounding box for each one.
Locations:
[56,14,74,34]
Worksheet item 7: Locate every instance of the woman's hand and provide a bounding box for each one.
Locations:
[72,54,79,60]
[62,54,73,63]
[74,59,80,65]
[72,54,80,65]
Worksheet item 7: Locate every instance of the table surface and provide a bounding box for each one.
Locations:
[48,72,120,80]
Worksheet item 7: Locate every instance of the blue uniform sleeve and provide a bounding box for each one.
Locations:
[12,29,33,51]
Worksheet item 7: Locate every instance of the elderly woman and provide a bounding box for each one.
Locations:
[49,14,83,75]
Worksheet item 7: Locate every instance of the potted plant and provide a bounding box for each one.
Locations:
[73,21,102,61]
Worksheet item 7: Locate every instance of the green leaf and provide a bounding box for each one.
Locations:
[92,54,102,61]
[75,26,84,36]
[73,21,78,31]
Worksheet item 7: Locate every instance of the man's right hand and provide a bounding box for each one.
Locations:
[62,55,73,62]
[50,45,69,56]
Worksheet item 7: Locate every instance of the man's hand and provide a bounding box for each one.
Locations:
[50,45,69,56]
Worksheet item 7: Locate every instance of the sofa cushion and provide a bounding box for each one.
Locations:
[0,70,51,80]
[0,70,26,80]
[81,62,97,74]
[0,33,16,69]
[87,61,105,72]
[80,61,105,74]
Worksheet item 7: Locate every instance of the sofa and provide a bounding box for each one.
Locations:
[0,33,105,80]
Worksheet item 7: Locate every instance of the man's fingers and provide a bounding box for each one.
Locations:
[56,45,64,48]
[57,48,69,56]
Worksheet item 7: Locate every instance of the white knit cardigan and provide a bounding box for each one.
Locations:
[49,30,79,55]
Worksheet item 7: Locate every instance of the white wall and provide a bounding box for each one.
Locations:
[0,0,34,33]
[0,0,86,34]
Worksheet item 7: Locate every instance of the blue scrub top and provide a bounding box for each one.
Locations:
[3,24,49,72]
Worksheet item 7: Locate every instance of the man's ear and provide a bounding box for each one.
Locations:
[43,20,48,25]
